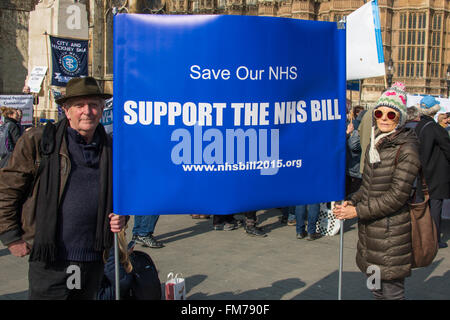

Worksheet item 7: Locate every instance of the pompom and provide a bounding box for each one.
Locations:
[391,82,406,92]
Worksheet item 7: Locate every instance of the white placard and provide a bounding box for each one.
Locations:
[27,66,48,93]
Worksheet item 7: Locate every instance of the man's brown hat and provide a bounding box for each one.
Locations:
[55,76,112,105]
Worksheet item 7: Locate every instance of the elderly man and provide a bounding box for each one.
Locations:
[0,77,125,299]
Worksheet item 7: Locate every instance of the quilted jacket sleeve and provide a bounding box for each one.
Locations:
[355,143,421,221]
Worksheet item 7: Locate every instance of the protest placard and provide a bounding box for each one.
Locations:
[113,15,347,215]
[0,95,34,125]
[27,66,48,93]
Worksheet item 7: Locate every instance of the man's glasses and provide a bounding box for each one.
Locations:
[374,109,398,120]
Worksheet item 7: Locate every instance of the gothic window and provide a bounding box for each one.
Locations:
[192,0,199,12]
[428,13,442,78]
[397,12,426,78]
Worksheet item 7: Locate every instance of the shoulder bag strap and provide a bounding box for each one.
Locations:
[395,143,428,202]
[417,120,433,141]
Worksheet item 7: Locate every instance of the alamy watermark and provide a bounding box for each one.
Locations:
[66,265,81,290]
[366,265,381,290]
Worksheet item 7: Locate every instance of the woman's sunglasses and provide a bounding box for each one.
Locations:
[374,109,398,120]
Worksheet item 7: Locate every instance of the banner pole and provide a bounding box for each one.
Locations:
[338,219,344,300]
[114,232,120,300]
[358,80,362,106]
[44,31,50,122]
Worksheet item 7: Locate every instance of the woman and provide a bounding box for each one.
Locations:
[1,107,21,142]
[15,109,23,134]
[0,107,22,167]
[98,229,134,300]
[333,82,421,300]
[437,112,448,130]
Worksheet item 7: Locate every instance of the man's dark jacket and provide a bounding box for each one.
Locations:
[415,115,450,200]
[0,123,113,249]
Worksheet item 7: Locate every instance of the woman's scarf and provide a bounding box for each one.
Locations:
[368,126,396,164]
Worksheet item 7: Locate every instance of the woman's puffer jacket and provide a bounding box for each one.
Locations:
[350,128,421,280]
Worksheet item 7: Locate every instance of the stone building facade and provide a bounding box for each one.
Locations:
[164,0,450,105]
[1,0,449,120]
[0,0,37,94]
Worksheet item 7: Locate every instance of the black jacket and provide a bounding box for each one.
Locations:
[97,248,134,300]
[3,117,21,149]
[415,115,450,199]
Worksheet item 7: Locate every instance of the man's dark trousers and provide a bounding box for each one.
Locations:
[430,199,443,244]
[28,260,104,300]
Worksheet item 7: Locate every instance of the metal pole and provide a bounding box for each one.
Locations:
[114,232,120,300]
[358,80,362,106]
[44,31,50,122]
[338,219,344,300]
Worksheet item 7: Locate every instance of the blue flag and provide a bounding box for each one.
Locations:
[50,36,88,86]
[113,15,346,215]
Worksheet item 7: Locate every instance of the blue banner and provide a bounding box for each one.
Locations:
[50,36,88,86]
[113,15,346,215]
[346,80,360,91]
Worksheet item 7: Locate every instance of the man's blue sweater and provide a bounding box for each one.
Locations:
[56,127,102,262]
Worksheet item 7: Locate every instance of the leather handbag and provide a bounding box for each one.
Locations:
[395,146,438,268]
[408,173,439,268]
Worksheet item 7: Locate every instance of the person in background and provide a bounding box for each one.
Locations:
[0,106,22,168]
[279,207,296,226]
[415,96,450,249]
[243,211,266,237]
[294,204,322,241]
[352,105,364,120]
[97,229,134,300]
[404,106,421,129]
[437,112,448,130]
[446,112,450,135]
[191,214,210,219]
[132,215,164,248]
[345,107,365,197]
[333,82,421,300]
[357,106,374,175]
[15,109,23,134]
[212,214,240,231]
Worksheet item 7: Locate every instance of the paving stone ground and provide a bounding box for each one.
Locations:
[1,209,449,300]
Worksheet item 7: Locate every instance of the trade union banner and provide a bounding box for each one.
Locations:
[50,35,88,86]
[113,14,347,215]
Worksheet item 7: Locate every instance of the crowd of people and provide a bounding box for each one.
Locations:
[0,77,448,300]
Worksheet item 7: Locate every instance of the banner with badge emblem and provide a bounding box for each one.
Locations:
[50,35,88,87]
